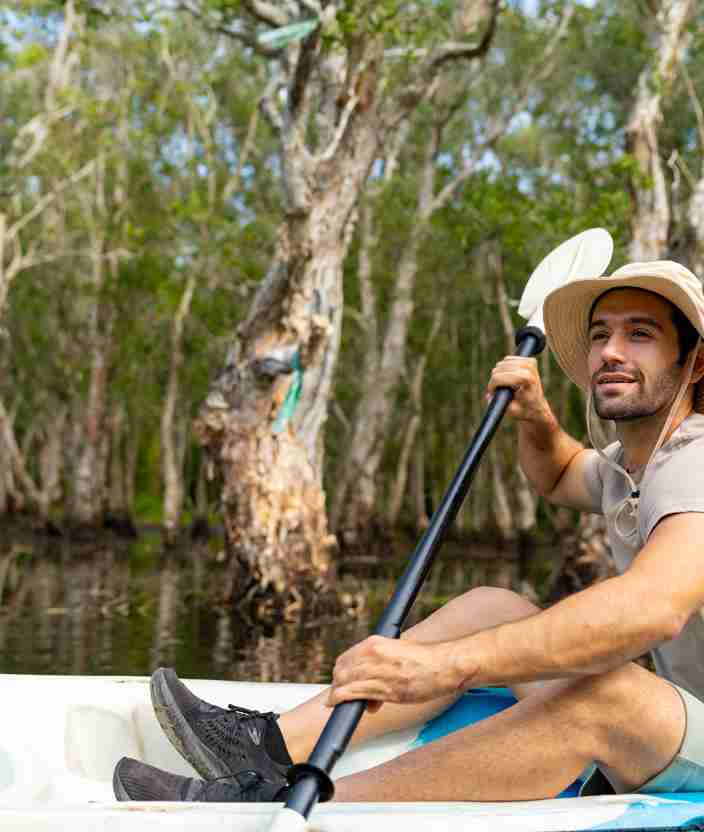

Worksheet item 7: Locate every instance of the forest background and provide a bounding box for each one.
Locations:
[2,0,703,616]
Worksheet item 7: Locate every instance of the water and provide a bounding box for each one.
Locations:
[0,526,555,682]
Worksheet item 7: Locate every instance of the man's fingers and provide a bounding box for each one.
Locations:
[327,680,389,707]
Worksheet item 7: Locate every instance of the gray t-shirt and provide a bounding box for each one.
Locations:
[582,412,704,700]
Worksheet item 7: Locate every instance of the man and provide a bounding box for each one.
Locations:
[115,260,704,803]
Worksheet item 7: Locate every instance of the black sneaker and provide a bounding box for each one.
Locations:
[150,667,292,782]
[113,757,288,802]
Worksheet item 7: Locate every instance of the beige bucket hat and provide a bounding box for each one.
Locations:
[543,260,704,393]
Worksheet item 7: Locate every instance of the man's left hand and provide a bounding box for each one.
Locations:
[327,635,466,712]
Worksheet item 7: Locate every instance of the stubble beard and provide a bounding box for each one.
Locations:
[592,362,683,422]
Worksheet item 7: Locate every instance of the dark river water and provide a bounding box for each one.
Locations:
[0,525,555,683]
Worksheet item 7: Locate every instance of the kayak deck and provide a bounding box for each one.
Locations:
[1,674,703,830]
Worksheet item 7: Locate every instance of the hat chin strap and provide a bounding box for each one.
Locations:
[586,346,697,545]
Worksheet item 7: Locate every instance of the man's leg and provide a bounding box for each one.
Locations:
[333,662,686,801]
[279,587,543,762]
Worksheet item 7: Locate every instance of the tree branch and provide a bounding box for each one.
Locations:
[242,0,289,28]
[423,0,500,72]
[7,159,95,241]
[289,26,321,119]
[480,1,575,147]
[679,56,704,173]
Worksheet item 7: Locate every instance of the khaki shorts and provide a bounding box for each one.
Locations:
[580,684,704,796]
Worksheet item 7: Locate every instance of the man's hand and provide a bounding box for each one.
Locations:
[486,356,554,425]
[326,635,473,713]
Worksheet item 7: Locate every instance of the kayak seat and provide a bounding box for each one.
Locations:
[65,701,197,782]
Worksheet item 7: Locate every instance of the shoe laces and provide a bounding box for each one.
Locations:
[226,705,276,722]
[202,705,276,758]
[194,769,276,800]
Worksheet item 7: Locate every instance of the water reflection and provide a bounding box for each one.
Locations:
[0,529,377,682]
[0,528,553,682]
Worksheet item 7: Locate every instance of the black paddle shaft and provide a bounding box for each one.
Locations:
[284,325,547,818]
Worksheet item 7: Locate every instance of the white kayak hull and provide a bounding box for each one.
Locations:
[1,673,703,831]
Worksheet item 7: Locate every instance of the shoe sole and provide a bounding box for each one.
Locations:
[113,764,131,801]
[151,669,230,780]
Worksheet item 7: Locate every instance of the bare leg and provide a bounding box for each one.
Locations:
[334,662,686,801]
[279,587,542,762]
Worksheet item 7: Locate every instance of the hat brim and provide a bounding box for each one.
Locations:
[543,274,704,391]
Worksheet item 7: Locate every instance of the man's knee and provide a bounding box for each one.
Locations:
[448,585,540,622]
[551,665,685,764]
[403,585,539,644]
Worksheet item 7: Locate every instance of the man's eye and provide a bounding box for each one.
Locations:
[632,329,651,338]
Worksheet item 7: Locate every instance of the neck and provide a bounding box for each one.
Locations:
[616,398,694,470]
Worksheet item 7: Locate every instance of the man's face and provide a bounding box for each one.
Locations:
[588,288,684,421]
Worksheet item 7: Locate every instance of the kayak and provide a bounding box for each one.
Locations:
[1,674,703,831]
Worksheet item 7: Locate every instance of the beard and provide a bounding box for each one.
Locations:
[592,361,684,422]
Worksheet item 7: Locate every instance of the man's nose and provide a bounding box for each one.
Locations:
[600,334,627,363]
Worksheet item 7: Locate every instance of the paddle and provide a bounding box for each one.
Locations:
[269,228,614,832]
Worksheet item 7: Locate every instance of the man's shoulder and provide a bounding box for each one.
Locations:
[654,414,704,467]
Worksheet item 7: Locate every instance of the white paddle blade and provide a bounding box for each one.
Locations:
[518,228,614,330]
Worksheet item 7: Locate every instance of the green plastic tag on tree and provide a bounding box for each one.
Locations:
[272,352,303,435]
[258,20,318,49]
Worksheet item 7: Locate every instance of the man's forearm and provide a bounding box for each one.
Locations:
[517,405,584,497]
[446,574,676,691]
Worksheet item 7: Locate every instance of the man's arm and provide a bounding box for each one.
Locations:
[450,512,700,689]
[487,356,599,511]
[328,513,704,706]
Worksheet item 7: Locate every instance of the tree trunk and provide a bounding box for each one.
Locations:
[387,306,444,528]
[0,396,41,514]
[411,439,429,532]
[38,407,67,522]
[195,119,381,608]
[108,407,125,522]
[490,243,538,534]
[106,405,136,536]
[332,121,453,546]
[490,444,515,541]
[70,231,110,529]
[0,434,7,516]
[627,0,695,261]
[162,274,196,544]
[688,177,704,276]
[124,418,140,522]
[195,6,500,610]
